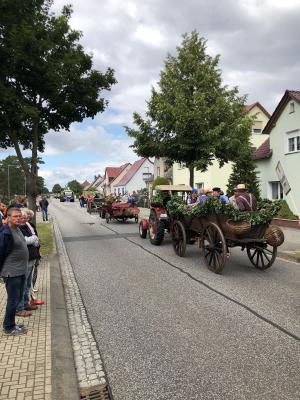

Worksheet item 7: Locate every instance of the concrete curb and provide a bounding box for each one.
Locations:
[51,252,79,400]
[52,217,109,391]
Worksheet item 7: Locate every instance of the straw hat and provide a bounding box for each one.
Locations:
[234,183,246,191]
[204,188,213,194]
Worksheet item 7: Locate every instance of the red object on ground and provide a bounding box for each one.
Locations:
[31,299,45,305]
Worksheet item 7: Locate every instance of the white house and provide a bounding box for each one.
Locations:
[254,90,300,216]
[113,158,154,195]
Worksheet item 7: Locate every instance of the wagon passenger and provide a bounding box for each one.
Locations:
[212,187,229,204]
[188,189,198,205]
[197,188,212,204]
[234,184,257,211]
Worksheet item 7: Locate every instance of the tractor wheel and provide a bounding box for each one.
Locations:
[149,210,164,245]
[139,221,147,238]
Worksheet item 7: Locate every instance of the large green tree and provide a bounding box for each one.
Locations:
[67,179,82,195]
[0,155,47,202]
[126,32,253,187]
[0,0,116,213]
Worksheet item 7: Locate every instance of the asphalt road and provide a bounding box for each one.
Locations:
[51,200,300,400]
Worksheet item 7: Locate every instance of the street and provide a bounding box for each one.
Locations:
[51,200,300,400]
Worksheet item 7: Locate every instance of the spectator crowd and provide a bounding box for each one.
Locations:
[0,195,46,336]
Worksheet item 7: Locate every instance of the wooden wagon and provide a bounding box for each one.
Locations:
[170,213,284,274]
[99,202,140,223]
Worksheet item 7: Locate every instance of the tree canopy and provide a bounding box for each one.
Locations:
[52,183,62,193]
[126,31,253,186]
[0,0,116,212]
[0,155,47,202]
[226,149,261,200]
[67,179,82,195]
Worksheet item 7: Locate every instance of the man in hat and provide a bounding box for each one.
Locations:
[212,187,229,204]
[188,188,198,205]
[234,184,257,211]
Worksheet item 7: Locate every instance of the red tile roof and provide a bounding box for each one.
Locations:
[81,180,90,188]
[244,102,271,118]
[115,159,146,186]
[253,138,272,160]
[263,90,300,135]
[105,164,129,179]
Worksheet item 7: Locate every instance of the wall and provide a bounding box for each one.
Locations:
[256,100,300,216]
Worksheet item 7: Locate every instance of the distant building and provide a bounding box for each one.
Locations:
[80,180,90,190]
[153,158,172,183]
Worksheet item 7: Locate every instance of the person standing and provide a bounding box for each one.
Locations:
[39,196,49,221]
[0,208,28,335]
[15,210,40,317]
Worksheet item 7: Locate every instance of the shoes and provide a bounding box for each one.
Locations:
[25,304,38,311]
[31,299,44,306]
[16,310,32,317]
[4,325,27,336]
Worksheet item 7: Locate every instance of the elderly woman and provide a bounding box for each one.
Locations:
[15,209,42,317]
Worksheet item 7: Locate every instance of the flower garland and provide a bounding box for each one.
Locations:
[166,196,282,226]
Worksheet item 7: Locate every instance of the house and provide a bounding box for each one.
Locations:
[80,180,90,190]
[254,90,300,216]
[100,164,131,196]
[153,157,172,183]
[113,158,154,195]
[172,102,270,191]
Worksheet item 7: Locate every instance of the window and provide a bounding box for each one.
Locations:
[289,102,295,113]
[270,181,284,200]
[178,162,185,169]
[252,128,262,134]
[196,182,204,189]
[287,130,300,153]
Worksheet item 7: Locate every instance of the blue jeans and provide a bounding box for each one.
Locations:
[42,208,48,221]
[16,264,33,312]
[3,275,25,331]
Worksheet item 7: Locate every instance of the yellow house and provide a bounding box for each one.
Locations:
[172,102,270,191]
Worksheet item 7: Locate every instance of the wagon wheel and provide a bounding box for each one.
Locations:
[202,222,227,274]
[149,210,164,245]
[171,220,187,257]
[139,221,147,239]
[247,243,277,270]
[105,212,110,223]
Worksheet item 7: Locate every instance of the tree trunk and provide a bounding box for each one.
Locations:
[26,174,38,225]
[189,165,194,188]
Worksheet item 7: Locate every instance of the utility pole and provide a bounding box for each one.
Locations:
[7,165,10,200]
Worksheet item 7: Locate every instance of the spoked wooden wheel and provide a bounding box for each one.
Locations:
[171,220,187,257]
[247,243,277,270]
[202,222,227,274]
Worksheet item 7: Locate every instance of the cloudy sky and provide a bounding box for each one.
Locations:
[2,0,300,189]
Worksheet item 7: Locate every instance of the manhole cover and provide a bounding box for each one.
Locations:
[80,384,110,400]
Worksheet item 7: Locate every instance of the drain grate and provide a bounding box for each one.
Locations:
[80,384,110,400]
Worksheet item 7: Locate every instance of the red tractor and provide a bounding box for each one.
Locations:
[139,185,192,245]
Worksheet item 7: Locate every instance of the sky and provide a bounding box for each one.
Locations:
[2,0,300,189]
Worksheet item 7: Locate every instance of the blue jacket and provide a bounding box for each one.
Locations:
[0,225,14,272]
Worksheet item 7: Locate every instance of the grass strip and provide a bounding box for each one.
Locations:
[37,222,54,256]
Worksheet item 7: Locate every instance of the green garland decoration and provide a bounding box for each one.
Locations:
[166,197,282,226]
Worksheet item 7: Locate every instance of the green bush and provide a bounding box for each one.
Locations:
[276,200,298,220]
[152,176,169,189]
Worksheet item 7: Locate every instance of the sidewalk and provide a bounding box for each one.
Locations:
[0,258,52,400]
[0,211,78,400]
